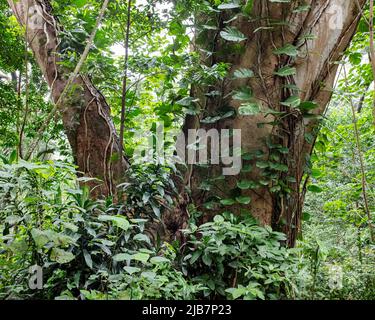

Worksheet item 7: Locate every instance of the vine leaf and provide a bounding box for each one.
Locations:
[220,199,236,206]
[238,102,260,115]
[233,87,252,100]
[233,68,254,79]
[220,27,247,42]
[307,185,323,193]
[299,101,319,111]
[273,44,298,57]
[273,66,296,77]
[237,180,257,190]
[281,96,301,108]
[218,3,241,10]
[236,196,251,205]
[50,248,75,264]
[201,111,234,124]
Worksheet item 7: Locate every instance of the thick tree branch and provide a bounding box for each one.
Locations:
[7,0,128,196]
[24,0,110,159]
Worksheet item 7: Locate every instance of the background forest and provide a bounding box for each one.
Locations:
[0,0,374,300]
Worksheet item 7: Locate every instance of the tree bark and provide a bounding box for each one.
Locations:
[183,0,366,246]
[7,0,128,196]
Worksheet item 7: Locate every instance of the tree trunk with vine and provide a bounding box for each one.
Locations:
[7,0,128,196]
[183,0,365,246]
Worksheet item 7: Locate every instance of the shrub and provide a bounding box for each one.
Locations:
[0,159,299,300]
[182,213,298,300]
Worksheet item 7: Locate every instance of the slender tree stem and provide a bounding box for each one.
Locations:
[19,2,30,160]
[119,0,132,151]
[369,0,375,125]
[343,66,375,242]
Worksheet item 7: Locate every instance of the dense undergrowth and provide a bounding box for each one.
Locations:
[0,158,298,300]
[0,153,374,300]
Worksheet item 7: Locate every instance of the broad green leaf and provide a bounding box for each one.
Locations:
[243,0,253,15]
[5,215,23,225]
[62,222,78,233]
[176,97,197,106]
[237,180,257,189]
[256,161,269,169]
[311,168,322,178]
[220,198,236,206]
[303,212,311,221]
[269,162,289,172]
[123,266,141,274]
[259,180,270,186]
[133,234,151,244]
[150,256,170,264]
[220,27,247,42]
[151,202,161,217]
[270,185,281,192]
[190,251,202,264]
[83,249,93,269]
[113,253,132,262]
[281,96,301,108]
[132,252,150,263]
[299,101,319,111]
[226,286,247,299]
[141,271,157,280]
[201,111,234,124]
[202,253,212,266]
[51,248,75,264]
[233,87,252,100]
[236,196,251,204]
[238,102,260,115]
[31,228,49,248]
[307,185,323,193]
[233,68,254,79]
[213,215,225,223]
[218,3,241,10]
[98,215,130,231]
[273,44,298,57]
[274,66,296,77]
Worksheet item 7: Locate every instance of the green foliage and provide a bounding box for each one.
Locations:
[119,162,178,219]
[0,1,24,72]
[298,69,375,300]
[0,83,21,148]
[0,159,299,300]
[182,213,298,300]
[0,160,201,299]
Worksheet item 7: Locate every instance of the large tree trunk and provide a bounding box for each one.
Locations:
[182,0,366,246]
[7,0,128,196]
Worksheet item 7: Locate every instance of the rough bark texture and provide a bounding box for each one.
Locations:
[7,0,128,196]
[183,0,366,246]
